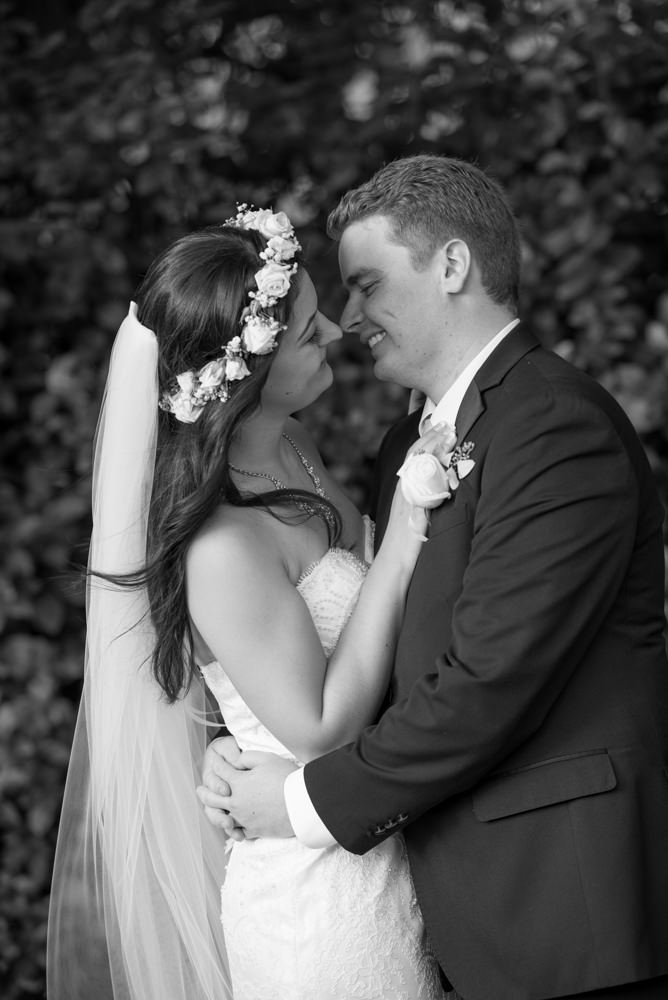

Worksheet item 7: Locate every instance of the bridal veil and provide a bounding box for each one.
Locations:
[46,304,232,999]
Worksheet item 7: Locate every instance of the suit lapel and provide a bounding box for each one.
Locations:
[455,325,539,443]
[375,326,540,544]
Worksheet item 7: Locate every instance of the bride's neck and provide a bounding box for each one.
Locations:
[228,408,292,473]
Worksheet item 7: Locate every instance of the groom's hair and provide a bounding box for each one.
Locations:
[327,154,521,310]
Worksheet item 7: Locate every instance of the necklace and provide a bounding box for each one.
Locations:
[230,433,337,531]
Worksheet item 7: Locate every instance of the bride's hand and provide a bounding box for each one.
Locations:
[197,735,247,840]
[390,421,459,549]
[382,481,430,562]
[405,419,458,464]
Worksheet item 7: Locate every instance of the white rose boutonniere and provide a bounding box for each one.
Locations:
[397,452,455,508]
[397,429,476,539]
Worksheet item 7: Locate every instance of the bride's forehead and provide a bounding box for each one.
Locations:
[292,271,317,315]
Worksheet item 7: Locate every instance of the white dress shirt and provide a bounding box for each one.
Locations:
[284,318,521,847]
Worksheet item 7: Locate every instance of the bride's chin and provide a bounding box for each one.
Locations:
[304,368,334,406]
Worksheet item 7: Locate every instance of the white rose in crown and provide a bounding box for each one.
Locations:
[237,207,260,228]
[170,392,205,424]
[259,211,294,239]
[198,359,226,389]
[264,234,298,260]
[176,370,197,394]
[242,315,279,354]
[254,261,293,303]
[225,355,251,381]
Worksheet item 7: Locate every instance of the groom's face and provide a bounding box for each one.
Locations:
[337,215,449,396]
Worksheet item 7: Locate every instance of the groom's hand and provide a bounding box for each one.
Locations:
[210,751,298,840]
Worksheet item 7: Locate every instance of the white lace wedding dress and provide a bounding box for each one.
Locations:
[200,545,445,1000]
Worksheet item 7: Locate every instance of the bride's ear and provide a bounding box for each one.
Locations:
[439,239,471,294]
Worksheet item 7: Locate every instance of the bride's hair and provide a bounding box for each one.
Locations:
[97,225,340,702]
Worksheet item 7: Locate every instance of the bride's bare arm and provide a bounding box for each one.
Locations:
[187,490,425,763]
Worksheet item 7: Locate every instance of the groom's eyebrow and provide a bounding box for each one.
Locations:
[343,266,381,289]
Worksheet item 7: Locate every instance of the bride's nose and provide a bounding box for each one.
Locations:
[318,312,343,345]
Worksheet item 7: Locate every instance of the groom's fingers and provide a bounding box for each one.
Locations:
[237,750,277,769]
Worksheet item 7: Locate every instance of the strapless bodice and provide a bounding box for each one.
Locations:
[200,547,368,763]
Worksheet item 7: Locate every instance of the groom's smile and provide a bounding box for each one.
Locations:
[366,331,386,351]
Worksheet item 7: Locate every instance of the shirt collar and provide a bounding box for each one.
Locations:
[419,318,520,435]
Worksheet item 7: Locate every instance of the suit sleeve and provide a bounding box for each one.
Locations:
[303,381,640,853]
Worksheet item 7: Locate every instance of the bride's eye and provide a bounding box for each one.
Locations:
[307,319,323,343]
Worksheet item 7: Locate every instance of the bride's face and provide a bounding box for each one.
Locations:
[261,272,342,413]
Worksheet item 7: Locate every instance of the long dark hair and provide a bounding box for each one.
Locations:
[96,225,340,702]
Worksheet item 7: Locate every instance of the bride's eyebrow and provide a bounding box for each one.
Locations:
[296,309,318,342]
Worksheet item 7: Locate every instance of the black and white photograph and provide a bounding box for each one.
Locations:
[2,2,668,998]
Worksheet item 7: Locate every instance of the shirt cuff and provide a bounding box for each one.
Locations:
[284,766,337,848]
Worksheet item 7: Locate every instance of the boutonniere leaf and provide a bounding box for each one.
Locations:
[449,441,475,480]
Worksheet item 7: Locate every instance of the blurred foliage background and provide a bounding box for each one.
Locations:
[2,0,667,995]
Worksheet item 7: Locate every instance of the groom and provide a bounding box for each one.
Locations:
[199,156,668,999]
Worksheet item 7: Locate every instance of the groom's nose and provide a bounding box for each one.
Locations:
[340,295,363,337]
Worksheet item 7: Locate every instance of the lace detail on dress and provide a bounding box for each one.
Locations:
[200,542,445,1000]
[296,547,367,656]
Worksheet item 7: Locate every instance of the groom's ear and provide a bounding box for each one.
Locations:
[439,238,471,294]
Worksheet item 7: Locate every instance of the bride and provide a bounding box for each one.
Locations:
[47,206,448,999]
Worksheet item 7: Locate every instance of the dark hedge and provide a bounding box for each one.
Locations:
[2,1,667,995]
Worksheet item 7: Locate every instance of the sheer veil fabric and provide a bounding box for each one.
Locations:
[46,304,232,999]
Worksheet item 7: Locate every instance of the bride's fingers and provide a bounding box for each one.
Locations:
[407,422,457,461]
[197,784,230,809]
[212,755,250,783]
[202,802,245,840]
[202,759,231,795]
[209,735,242,765]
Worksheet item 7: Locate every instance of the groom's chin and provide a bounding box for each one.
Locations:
[370,357,393,382]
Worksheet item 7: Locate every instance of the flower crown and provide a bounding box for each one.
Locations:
[159,205,301,423]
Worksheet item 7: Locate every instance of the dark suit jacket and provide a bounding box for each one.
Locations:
[304,327,668,1000]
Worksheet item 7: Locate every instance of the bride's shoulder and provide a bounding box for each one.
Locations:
[186,506,283,588]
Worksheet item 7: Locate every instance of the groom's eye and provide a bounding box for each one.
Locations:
[360,281,377,296]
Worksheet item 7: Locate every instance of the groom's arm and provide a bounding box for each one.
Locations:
[302,380,660,854]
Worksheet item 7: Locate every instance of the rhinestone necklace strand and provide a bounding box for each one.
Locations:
[229,433,336,531]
